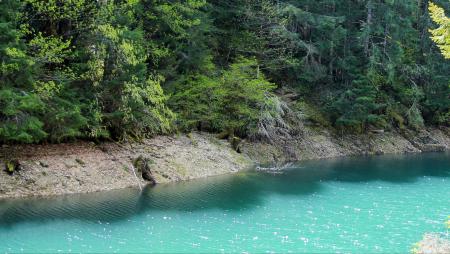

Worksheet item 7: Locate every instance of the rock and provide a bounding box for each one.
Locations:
[99,146,109,153]
[371,129,385,134]
[420,144,447,152]
[283,92,301,101]
[133,156,156,185]
[414,233,450,254]
[75,158,86,167]
[231,137,242,153]
[216,130,231,140]
[39,161,49,168]
[375,149,384,155]
[417,135,436,144]
[142,171,156,186]
[64,162,77,169]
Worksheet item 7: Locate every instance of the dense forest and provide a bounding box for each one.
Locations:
[0,0,449,143]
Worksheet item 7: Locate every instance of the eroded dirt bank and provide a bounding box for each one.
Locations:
[1,127,449,199]
[243,127,450,165]
[0,133,252,198]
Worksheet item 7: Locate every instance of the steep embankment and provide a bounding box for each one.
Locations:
[1,126,449,199]
[242,127,450,165]
[0,133,252,198]
[1,93,450,200]
[242,89,450,165]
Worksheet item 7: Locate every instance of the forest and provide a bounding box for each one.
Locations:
[0,0,449,144]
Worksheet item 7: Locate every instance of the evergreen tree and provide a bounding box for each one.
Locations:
[429,2,450,58]
[0,0,46,143]
[0,0,449,144]
[81,0,174,140]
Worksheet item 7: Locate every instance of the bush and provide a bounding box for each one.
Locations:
[169,57,279,138]
[169,75,220,131]
[0,89,47,143]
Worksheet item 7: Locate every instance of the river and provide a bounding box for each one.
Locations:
[0,153,449,253]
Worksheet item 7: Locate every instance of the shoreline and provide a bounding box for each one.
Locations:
[1,127,449,199]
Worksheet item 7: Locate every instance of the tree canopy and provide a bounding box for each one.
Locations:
[0,0,449,143]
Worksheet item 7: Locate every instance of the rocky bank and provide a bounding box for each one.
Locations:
[243,126,450,165]
[414,233,450,254]
[0,133,252,198]
[1,125,449,199]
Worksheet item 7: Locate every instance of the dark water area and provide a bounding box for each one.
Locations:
[1,153,449,253]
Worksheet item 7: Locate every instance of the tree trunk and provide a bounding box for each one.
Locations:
[364,0,373,57]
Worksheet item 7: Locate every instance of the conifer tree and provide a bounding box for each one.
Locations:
[429,2,450,59]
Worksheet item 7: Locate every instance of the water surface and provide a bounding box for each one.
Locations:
[1,153,449,253]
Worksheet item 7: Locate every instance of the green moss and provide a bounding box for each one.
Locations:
[4,160,20,175]
[5,161,15,174]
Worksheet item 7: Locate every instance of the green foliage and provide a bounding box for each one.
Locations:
[0,0,174,143]
[170,58,277,137]
[0,89,47,143]
[169,74,219,131]
[219,58,277,136]
[294,101,331,127]
[4,160,20,175]
[206,0,450,131]
[82,1,175,139]
[0,0,34,85]
[0,0,45,143]
[1,0,449,144]
[332,78,387,132]
[429,2,450,59]
[5,161,15,174]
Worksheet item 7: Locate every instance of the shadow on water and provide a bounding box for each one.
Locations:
[0,152,449,227]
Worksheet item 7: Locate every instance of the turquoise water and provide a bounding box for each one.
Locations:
[0,153,449,253]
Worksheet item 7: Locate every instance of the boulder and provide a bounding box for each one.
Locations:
[375,149,385,155]
[133,156,156,185]
[231,136,242,153]
[39,161,49,168]
[75,158,86,167]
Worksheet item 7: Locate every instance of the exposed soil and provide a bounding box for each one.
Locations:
[242,127,450,165]
[0,126,449,199]
[0,133,252,198]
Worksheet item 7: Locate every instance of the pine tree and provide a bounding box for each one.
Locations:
[0,0,47,143]
[82,0,174,140]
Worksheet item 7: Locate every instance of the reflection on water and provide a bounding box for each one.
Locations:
[0,152,449,227]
